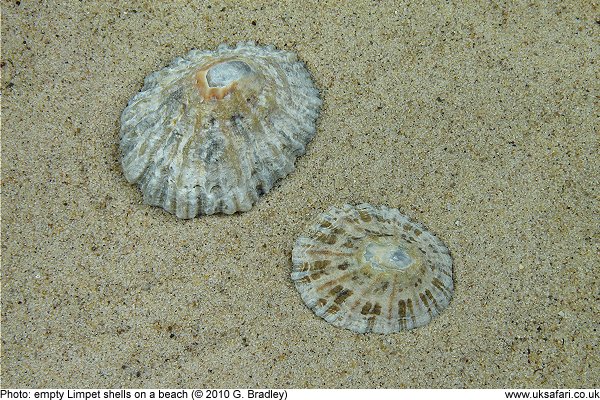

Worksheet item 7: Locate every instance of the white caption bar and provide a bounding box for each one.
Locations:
[0,389,598,400]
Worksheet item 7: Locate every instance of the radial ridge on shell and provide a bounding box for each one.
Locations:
[120,42,321,218]
[291,204,454,334]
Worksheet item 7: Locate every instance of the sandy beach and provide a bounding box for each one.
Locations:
[2,0,598,388]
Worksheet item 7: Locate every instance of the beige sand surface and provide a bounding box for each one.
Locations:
[2,0,598,388]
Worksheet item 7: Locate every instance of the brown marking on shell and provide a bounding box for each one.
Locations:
[432,277,451,296]
[398,299,407,320]
[333,288,353,305]
[359,210,372,222]
[312,260,332,270]
[419,292,432,316]
[375,281,390,293]
[296,276,311,284]
[316,233,338,244]
[425,289,440,312]
[338,262,350,270]
[329,285,344,296]
[360,302,372,315]
[195,66,239,101]
[387,274,399,321]
[372,303,382,315]
[306,271,325,281]
[305,249,349,257]
[316,270,357,292]
[367,316,376,331]
[325,304,340,315]
[406,298,415,326]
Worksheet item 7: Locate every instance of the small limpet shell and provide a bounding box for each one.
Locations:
[120,42,321,218]
[291,204,453,334]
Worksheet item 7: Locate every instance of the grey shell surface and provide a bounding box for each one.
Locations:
[292,204,453,334]
[120,42,321,218]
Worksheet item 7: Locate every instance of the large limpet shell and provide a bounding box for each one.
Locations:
[291,204,453,334]
[120,42,321,218]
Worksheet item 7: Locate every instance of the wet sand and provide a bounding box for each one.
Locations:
[2,1,598,388]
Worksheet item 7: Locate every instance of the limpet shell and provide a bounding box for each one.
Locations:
[291,204,453,334]
[120,42,321,218]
